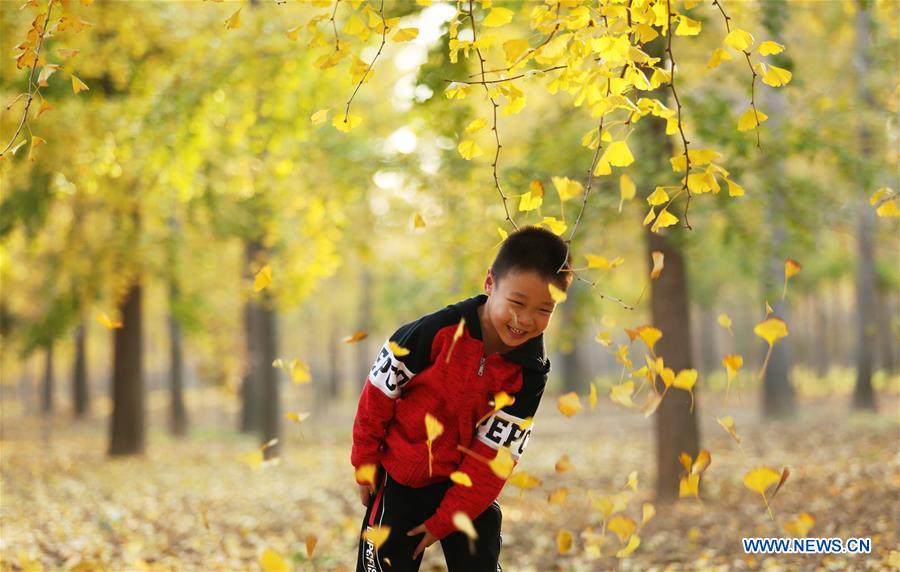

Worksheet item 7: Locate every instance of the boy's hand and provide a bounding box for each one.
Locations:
[407,523,438,560]
[358,483,374,507]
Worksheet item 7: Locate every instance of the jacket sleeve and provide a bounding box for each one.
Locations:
[424,367,548,538]
[351,312,450,478]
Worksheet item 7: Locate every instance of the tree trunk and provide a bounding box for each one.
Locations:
[169,281,188,437]
[41,341,54,415]
[73,321,90,418]
[108,282,145,456]
[240,240,263,434]
[356,265,374,389]
[259,293,280,459]
[876,290,897,374]
[327,304,341,402]
[852,0,878,411]
[557,291,583,393]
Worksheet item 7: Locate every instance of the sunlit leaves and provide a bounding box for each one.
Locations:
[391,28,418,42]
[585,255,623,270]
[333,114,362,132]
[540,217,567,235]
[465,118,488,134]
[760,63,792,87]
[646,187,669,206]
[755,317,789,346]
[551,176,583,202]
[609,381,637,409]
[716,416,741,444]
[518,181,543,212]
[272,358,311,384]
[678,449,711,499]
[285,411,310,425]
[718,313,733,335]
[310,109,329,125]
[672,369,698,412]
[758,41,785,55]
[556,528,574,554]
[548,488,568,505]
[724,28,754,51]
[96,311,122,329]
[738,108,768,132]
[557,392,582,417]
[707,47,732,69]
[457,140,483,160]
[722,354,743,395]
[27,136,46,162]
[871,188,900,217]
[37,64,60,86]
[554,455,573,473]
[224,6,241,30]
[483,7,514,28]
[444,82,471,100]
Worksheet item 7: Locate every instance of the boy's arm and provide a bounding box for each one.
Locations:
[423,370,547,539]
[351,311,454,479]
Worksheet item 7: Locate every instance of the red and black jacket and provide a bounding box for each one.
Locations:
[351,294,550,539]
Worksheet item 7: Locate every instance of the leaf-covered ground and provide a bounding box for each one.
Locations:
[2,392,898,571]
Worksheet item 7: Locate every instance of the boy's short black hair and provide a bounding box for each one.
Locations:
[491,226,574,291]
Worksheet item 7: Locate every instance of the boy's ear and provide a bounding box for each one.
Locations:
[484,268,494,294]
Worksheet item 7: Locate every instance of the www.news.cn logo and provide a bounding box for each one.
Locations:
[742,537,871,554]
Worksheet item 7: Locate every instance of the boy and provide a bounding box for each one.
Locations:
[352,226,573,571]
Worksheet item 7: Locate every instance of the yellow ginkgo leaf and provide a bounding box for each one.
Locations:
[38,64,60,86]
[557,392,582,416]
[604,140,635,167]
[555,455,573,473]
[743,466,781,496]
[465,118,488,134]
[707,47,732,69]
[306,534,318,559]
[224,6,244,29]
[636,325,662,353]
[445,317,466,363]
[310,109,329,125]
[737,107,768,132]
[363,526,391,550]
[450,471,472,487]
[483,7,514,27]
[489,447,514,478]
[355,464,377,485]
[239,450,264,472]
[673,369,697,391]
[784,512,815,538]
[725,178,745,197]
[253,264,272,292]
[718,313,733,335]
[692,449,711,475]
[619,174,636,212]
[425,413,444,441]
[646,187,669,206]
[548,283,567,303]
[651,209,678,232]
[762,64,792,87]
[679,473,700,498]
[343,330,368,343]
[493,391,515,411]
[548,488,568,505]
[876,200,900,217]
[8,139,28,156]
[388,341,410,357]
[754,317,789,347]
[722,354,743,390]
[285,411,311,424]
[609,515,637,543]
[457,140,483,160]
[333,114,362,132]
[392,28,419,42]
[452,512,478,540]
[675,15,701,36]
[616,535,640,558]
[556,528,574,554]
[36,100,52,119]
[96,311,123,329]
[551,176,583,202]
[716,415,741,444]
[27,136,46,162]
[589,382,597,410]
[782,258,801,299]
[259,547,288,572]
[642,503,656,525]
[659,367,675,388]
[413,212,426,229]
[286,25,301,41]
[757,40,785,55]
[625,470,638,491]
[650,251,664,279]
[765,299,774,317]
[508,471,541,490]
[610,381,636,408]
[724,28,754,51]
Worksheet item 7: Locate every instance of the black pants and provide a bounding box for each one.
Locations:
[356,470,502,572]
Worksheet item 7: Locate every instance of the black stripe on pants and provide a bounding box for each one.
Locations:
[357,471,502,572]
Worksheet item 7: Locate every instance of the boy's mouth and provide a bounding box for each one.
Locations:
[506,325,528,338]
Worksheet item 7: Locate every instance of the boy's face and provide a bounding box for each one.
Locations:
[483,267,558,349]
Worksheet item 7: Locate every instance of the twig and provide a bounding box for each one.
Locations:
[342,0,386,123]
[467,0,517,230]
[467,4,563,78]
[329,0,341,52]
[0,1,55,157]
[712,0,762,148]
[446,65,566,86]
[666,0,693,230]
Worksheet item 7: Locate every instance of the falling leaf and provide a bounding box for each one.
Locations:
[310,109,329,125]
[625,471,638,492]
[71,75,89,94]
[355,464,377,485]
[716,415,741,443]
[707,47,733,69]
[413,212,426,229]
[589,382,598,410]
[758,40,785,55]
[650,251,664,279]
[333,114,362,132]
[548,488,568,505]
[551,176,583,202]
[782,259,801,299]
[540,216,567,235]
[343,330,368,343]
[679,473,700,498]
[457,139,483,160]
[508,471,541,490]
[285,411,311,424]
[37,64,59,86]
[239,451,264,472]
[771,467,790,500]
[35,100,51,119]
[259,547,288,572]
[635,325,662,353]
[673,369,698,412]
[305,535,318,559]
[692,449,711,475]
[362,526,391,550]
[755,317,788,347]
[619,174,636,211]
[286,25,301,40]
[616,535,640,558]
[585,254,624,270]
[765,299,774,317]
[450,471,472,487]
[445,318,466,363]
[465,118,488,134]
[641,503,656,525]
[610,381,637,409]
[388,341,410,357]
[289,359,311,384]
[225,6,242,29]
[27,136,46,162]
[483,7,514,27]
[493,391,515,411]
[557,392,582,417]
[452,512,478,540]
[555,455,573,473]
[556,528,574,554]
[488,448,514,478]
[548,283,567,304]
[253,265,272,292]
[784,512,815,538]
[718,313,733,335]
[425,413,444,441]
[96,311,122,329]
[609,515,637,543]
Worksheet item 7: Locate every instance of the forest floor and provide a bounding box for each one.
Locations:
[2,390,898,571]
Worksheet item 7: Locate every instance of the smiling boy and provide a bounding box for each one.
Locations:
[352,226,573,571]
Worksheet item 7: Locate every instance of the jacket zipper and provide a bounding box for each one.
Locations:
[477,355,487,376]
